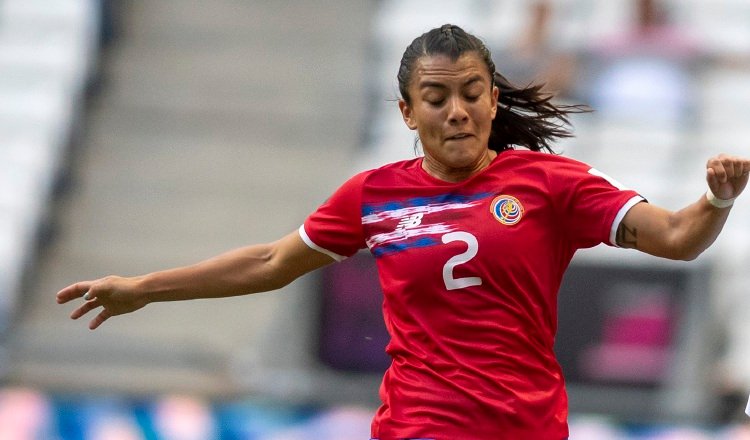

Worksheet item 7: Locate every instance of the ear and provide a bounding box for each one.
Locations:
[490,85,499,120]
[398,99,418,130]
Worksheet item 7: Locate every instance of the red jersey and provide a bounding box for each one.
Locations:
[301,150,643,440]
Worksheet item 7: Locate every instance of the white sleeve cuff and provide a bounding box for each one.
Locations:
[609,196,645,247]
[298,225,347,262]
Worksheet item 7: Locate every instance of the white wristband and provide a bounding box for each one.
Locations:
[706,188,735,208]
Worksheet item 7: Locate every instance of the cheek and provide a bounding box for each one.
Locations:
[471,108,493,130]
[415,113,443,136]
[417,126,441,150]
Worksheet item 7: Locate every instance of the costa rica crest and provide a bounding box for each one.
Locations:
[491,195,524,225]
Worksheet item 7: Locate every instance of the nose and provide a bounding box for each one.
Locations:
[447,97,469,124]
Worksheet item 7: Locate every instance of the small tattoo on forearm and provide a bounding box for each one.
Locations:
[616,223,638,247]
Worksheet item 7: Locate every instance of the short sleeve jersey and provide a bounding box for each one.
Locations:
[300,150,643,440]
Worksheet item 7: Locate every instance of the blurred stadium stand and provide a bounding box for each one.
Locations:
[3,0,750,438]
[7,0,374,397]
[0,0,100,334]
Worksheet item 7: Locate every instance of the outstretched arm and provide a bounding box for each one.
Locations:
[56,230,335,329]
[616,154,750,260]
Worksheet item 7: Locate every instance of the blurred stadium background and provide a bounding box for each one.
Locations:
[2,0,750,438]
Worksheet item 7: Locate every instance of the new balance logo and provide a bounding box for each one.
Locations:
[396,213,423,231]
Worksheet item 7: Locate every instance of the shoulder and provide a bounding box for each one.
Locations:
[355,157,423,186]
[330,158,422,196]
[499,149,588,168]
[496,149,593,180]
[366,157,422,174]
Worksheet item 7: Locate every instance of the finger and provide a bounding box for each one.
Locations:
[70,299,101,320]
[706,168,722,195]
[56,281,94,304]
[709,157,728,183]
[732,158,744,178]
[89,309,112,330]
[720,156,748,179]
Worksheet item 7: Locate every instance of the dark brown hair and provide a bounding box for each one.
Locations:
[398,24,588,153]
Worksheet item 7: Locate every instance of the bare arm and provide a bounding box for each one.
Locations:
[56,230,335,329]
[616,154,749,260]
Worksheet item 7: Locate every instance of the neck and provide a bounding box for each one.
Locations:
[422,150,498,183]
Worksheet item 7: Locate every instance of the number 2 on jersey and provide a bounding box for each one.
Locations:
[441,232,482,290]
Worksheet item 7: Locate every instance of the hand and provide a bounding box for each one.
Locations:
[56,276,148,330]
[706,154,750,201]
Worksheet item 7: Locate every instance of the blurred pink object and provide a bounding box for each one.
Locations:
[0,387,53,440]
[153,394,216,440]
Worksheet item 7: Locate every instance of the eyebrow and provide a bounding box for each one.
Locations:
[418,75,484,90]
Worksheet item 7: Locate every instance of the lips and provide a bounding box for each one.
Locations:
[446,133,472,140]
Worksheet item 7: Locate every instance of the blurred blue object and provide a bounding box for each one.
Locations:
[214,399,316,440]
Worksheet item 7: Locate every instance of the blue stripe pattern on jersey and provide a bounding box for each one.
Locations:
[372,236,439,257]
[361,192,494,216]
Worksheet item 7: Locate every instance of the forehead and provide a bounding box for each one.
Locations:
[411,52,491,87]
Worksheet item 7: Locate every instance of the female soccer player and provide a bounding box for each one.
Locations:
[58,25,749,439]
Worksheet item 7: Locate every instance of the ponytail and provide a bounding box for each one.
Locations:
[489,73,590,153]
